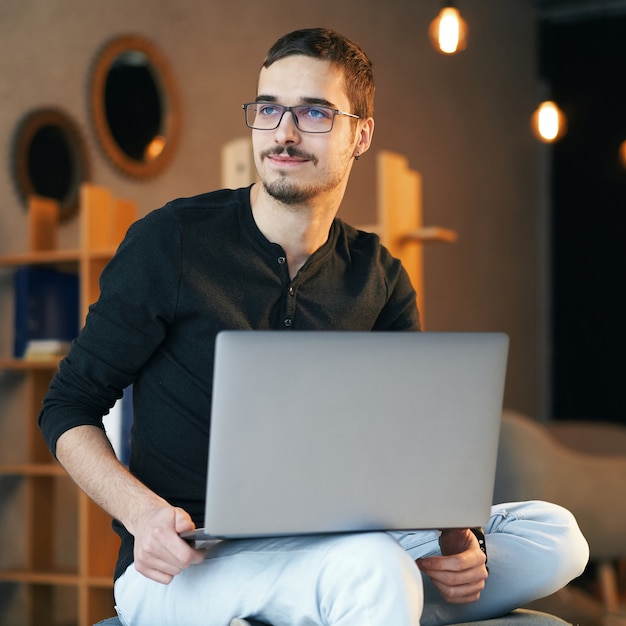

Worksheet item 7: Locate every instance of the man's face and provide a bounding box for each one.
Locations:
[252,55,366,205]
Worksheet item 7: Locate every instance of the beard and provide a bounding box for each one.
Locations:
[258,146,348,206]
[262,178,319,205]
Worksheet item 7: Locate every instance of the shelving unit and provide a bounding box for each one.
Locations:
[376,150,457,326]
[0,187,136,626]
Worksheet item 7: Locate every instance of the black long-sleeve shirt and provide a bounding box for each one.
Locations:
[38,185,420,580]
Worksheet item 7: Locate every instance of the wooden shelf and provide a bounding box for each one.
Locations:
[0,569,80,586]
[403,226,459,244]
[0,570,114,588]
[0,570,112,589]
[0,247,119,267]
[0,357,62,371]
[0,249,81,266]
[0,463,67,476]
[0,185,136,626]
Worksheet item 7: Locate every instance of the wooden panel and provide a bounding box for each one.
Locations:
[376,150,457,328]
[82,585,116,626]
[112,197,137,246]
[29,584,54,626]
[79,256,109,327]
[0,249,81,266]
[27,477,56,572]
[0,358,61,371]
[80,498,119,579]
[81,184,137,252]
[80,185,114,252]
[28,370,59,464]
[376,150,424,320]
[28,196,59,253]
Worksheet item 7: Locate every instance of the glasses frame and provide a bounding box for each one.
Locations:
[242,102,360,134]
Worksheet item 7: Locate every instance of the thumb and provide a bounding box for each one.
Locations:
[173,507,196,534]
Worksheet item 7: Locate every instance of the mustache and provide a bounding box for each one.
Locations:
[260,146,318,164]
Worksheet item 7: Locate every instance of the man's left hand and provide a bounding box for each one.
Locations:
[416,528,488,604]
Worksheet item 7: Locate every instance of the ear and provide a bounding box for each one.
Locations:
[353,117,375,159]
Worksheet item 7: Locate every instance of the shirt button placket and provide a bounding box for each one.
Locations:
[284,281,296,329]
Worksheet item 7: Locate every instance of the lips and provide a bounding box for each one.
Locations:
[261,147,318,166]
[269,154,308,165]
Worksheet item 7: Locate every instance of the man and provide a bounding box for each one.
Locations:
[39,28,588,626]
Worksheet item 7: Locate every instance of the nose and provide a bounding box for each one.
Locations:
[274,108,300,144]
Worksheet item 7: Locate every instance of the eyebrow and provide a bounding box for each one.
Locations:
[255,95,338,108]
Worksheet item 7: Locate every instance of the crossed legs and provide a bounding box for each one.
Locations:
[114,500,588,626]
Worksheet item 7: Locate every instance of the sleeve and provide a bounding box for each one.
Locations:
[373,246,422,332]
[38,205,182,456]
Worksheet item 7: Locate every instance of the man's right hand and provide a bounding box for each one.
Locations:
[132,504,206,584]
[55,425,206,585]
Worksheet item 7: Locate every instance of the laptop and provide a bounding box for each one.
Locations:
[185,330,508,540]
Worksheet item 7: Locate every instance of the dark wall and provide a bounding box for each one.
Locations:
[542,16,626,422]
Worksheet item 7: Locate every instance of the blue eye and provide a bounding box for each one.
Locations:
[303,106,332,121]
[258,104,281,117]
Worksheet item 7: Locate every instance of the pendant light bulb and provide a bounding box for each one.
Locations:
[429,4,468,55]
[532,101,567,143]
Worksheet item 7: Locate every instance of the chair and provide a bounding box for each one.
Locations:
[494,409,626,617]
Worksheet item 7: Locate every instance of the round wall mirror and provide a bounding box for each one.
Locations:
[11,107,90,221]
[89,34,181,178]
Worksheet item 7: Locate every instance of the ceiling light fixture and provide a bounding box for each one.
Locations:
[531,100,567,143]
[429,2,468,55]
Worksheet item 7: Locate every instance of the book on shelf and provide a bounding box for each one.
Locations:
[13,266,79,359]
[23,339,72,360]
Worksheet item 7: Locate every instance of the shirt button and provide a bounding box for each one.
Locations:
[277,256,286,264]
[288,286,295,296]
[283,318,292,327]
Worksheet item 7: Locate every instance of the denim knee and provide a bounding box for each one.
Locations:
[316,532,424,624]
[488,500,590,593]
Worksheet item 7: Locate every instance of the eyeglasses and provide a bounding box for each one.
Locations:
[242,102,360,133]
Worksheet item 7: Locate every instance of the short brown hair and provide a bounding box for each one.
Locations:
[263,27,375,119]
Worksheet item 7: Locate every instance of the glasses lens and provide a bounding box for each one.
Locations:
[245,103,282,130]
[293,106,334,132]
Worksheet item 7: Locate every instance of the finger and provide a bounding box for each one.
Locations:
[420,563,486,586]
[136,526,203,575]
[135,537,204,584]
[157,529,206,567]
[424,567,486,603]
[418,548,486,572]
[174,506,196,533]
[417,555,467,572]
[436,578,486,604]
[134,559,177,585]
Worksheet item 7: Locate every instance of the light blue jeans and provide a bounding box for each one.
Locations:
[114,501,589,626]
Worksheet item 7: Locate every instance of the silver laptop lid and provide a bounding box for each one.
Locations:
[203,331,508,538]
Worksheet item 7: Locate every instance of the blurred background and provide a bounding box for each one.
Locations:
[1,0,623,423]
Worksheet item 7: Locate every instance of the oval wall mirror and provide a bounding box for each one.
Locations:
[11,107,90,221]
[89,34,181,178]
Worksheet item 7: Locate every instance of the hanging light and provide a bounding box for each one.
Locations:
[429,2,469,55]
[531,101,567,143]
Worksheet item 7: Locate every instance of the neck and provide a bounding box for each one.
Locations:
[249,183,339,278]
